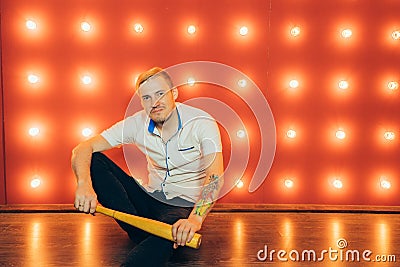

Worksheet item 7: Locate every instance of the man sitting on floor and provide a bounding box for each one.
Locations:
[71,67,224,266]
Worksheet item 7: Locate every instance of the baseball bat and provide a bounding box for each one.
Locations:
[95,205,202,249]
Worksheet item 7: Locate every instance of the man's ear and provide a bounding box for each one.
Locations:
[172,87,178,100]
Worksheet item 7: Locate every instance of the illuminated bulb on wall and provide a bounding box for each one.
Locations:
[392,30,400,40]
[81,21,92,32]
[236,179,244,188]
[237,79,247,88]
[284,179,294,188]
[290,26,301,37]
[187,77,196,86]
[387,81,399,91]
[30,176,42,188]
[289,80,299,89]
[28,127,40,137]
[239,26,248,36]
[380,176,391,190]
[332,179,343,189]
[81,128,93,137]
[236,130,246,138]
[384,131,395,141]
[286,129,297,139]
[134,23,144,33]
[81,75,92,85]
[28,74,40,84]
[187,25,196,35]
[26,20,37,30]
[335,130,346,140]
[338,80,349,90]
[341,29,352,38]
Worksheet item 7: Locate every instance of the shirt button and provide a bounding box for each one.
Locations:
[162,183,165,186]
[167,157,170,159]
[165,192,169,195]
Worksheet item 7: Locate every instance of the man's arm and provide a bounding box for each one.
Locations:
[172,152,224,247]
[71,134,113,214]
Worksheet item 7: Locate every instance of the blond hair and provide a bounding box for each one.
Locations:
[135,67,173,91]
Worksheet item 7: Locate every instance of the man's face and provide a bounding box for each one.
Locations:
[138,75,178,125]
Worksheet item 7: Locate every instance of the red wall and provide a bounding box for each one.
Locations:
[0,0,399,205]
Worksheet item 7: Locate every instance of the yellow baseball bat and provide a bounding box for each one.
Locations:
[95,205,202,249]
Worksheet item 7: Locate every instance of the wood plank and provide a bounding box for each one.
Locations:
[0,212,399,266]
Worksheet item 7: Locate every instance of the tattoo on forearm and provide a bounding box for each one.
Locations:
[194,174,220,217]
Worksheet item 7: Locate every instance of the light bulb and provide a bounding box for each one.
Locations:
[239,26,248,36]
[81,21,91,32]
[236,179,244,188]
[387,81,399,91]
[289,80,299,89]
[28,127,40,137]
[26,20,37,30]
[236,130,246,139]
[134,23,143,33]
[187,25,196,35]
[341,29,352,38]
[380,176,391,189]
[338,80,349,90]
[82,128,93,137]
[30,176,41,188]
[28,74,40,84]
[81,75,92,85]
[392,30,400,40]
[333,179,343,189]
[284,179,294,188]
[335,130,346,140]
[384,131,395,141]
[290,26,301,37]
[238,79,247,88]
[286,130,297,139]
[187,77,196,86]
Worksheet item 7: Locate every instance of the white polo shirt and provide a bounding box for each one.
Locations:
[100,103,222,203]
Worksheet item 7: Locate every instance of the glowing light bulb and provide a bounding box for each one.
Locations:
[341,29,352,38]
[284,179,294,188]
[28,74,40,84]
[392,30,400,40]
[236,179,244,188]
[81,75,92,85]
[239,26,248,36]
[290,26,301,37]
[134,23,144,33]
[187,77,196,86]
[387,81,399,91]
[28,127,40,137]
[335,130,346,140]
[236,130,246,139]
[81,128,93,137]
[237,79,247,88]
[30,176,41,188]
[289,80,299,89]
[338,80,349,90]
[26,20,37,30]
[81,21,92,32]
[384,131,395,141]
[380,176,391,190]
[187,25,196,35]
[286,130,297,139]
[332,179,343,189]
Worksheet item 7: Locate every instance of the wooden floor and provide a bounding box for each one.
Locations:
[0,210,399,266]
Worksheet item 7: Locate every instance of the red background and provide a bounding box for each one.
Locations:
[0,0,399,205]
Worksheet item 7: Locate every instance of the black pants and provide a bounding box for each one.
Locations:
[90,152,193,267]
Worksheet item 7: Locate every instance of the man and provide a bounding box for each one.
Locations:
[71,67,224,266]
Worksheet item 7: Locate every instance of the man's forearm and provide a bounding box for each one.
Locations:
[190,174,224,222]
[71,143,94,185]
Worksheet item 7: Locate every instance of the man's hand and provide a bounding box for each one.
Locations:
[172,215,202,249]
[74,181,97,214]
